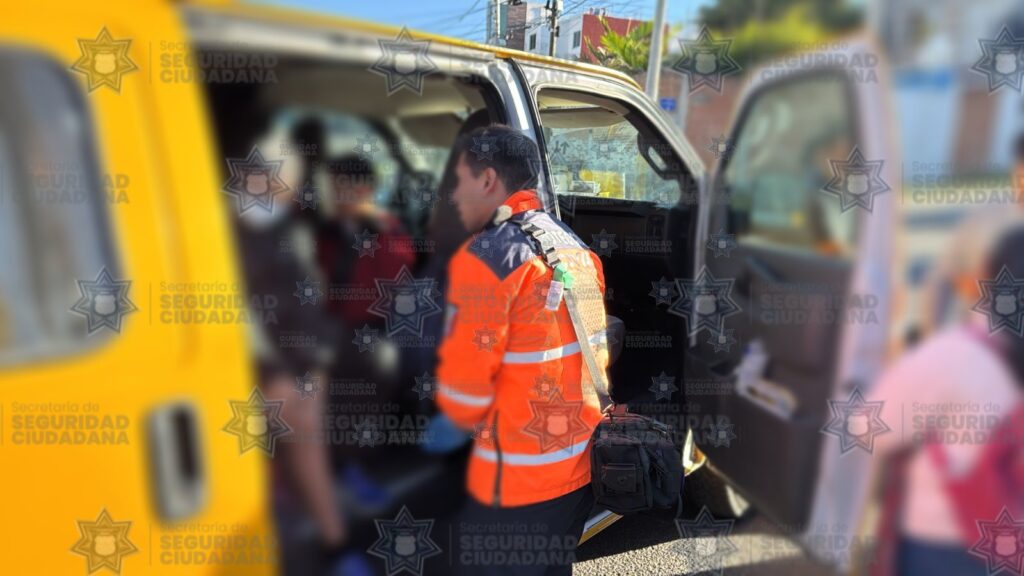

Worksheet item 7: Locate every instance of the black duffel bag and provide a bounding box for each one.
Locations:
[590,404,684,515]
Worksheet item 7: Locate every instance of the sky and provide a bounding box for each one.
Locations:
[250,0,715,44]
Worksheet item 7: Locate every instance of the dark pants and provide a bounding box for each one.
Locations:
[450,485,594,576]
[898,537,988,576]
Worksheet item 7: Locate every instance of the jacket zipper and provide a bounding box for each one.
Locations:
[492,410,502,508]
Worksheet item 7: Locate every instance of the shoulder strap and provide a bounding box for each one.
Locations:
[510,216,611,409]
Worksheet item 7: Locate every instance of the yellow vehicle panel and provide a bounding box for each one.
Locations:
[1,3,272,574]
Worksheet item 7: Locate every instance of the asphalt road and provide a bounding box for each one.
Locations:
[574,508,838,576]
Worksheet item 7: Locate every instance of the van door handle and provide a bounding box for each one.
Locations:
[148,403,207,520]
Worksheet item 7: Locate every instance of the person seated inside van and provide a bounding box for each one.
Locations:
[317,154,416,329]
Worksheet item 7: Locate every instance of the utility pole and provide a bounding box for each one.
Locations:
[493,0,505,46]
[645,0,668,98]
[546,0,561,57]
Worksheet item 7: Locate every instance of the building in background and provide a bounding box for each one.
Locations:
[492,2,649,63]
[486,0,510,46]
[555,8,649,63]
[875,0,1024,173]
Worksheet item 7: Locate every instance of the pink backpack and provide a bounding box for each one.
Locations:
[927,329,1024,546]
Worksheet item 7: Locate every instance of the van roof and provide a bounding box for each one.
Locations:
[183,0,643,90]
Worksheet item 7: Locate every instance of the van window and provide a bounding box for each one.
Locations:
[721,74,857,252]
[0,50,120,364]
[537,89,687,206]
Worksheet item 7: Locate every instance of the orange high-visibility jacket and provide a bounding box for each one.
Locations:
[437,189,609,507]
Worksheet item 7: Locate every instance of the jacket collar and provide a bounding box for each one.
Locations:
[486,189,542,229]
[503,189,542,216]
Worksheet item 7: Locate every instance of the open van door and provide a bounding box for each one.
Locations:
[513,61,706,409]
[687,41,899,568]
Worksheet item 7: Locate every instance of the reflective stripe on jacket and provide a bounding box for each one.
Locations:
[436,189,608,507]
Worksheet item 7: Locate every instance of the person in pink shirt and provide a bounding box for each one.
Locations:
[868,223,1024,575]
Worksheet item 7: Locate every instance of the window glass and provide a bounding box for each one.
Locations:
[0,50,119,364]
[721,74,856,252]
[266,108,465,239]
[537,90,683,206]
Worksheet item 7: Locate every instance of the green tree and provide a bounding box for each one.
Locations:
[726,5,832,68]
[585,16,678,75]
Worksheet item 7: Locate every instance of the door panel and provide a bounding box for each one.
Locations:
[693,71,863,528]
[700,243,852,527]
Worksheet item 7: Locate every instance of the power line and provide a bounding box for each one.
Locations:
[408,3,492,30]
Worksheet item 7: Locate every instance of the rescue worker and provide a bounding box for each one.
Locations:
[436,124,609,575]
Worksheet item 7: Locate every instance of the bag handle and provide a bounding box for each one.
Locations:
[510,217,611,410]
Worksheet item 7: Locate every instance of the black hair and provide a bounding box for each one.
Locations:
[1014,132,1024,164]
[291,116,326,162]
[986,224,1024,279]
[984,224,1024,384]
[452,124,541,193]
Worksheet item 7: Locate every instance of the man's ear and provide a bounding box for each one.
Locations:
[483,166,501,195]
